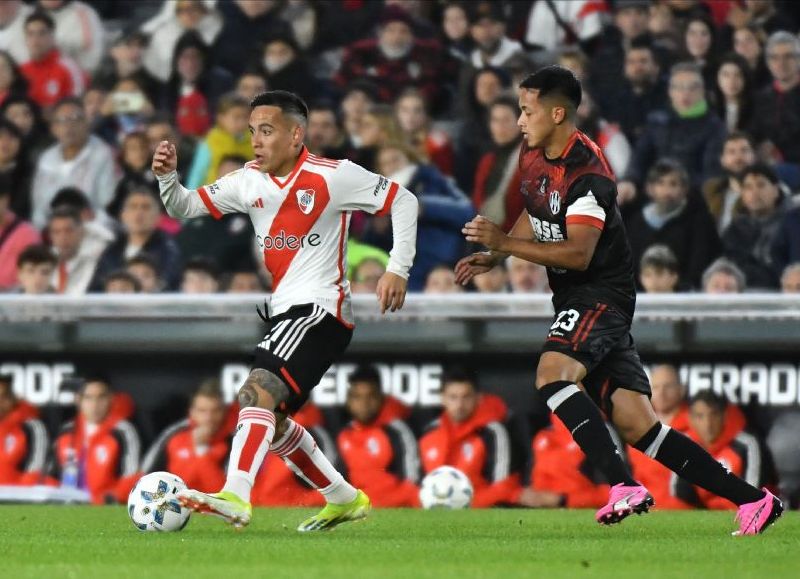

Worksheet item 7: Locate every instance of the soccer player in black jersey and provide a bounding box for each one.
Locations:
[455,66,782,535]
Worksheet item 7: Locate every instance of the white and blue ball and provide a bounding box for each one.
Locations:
[127,471,191,532]
[419,466,474,510]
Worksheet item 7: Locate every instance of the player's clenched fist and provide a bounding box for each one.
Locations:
[151,140,178,176]
[376,271,407,314]
[462,215,507,251]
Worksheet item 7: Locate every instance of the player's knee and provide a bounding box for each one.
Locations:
[238,369,290,409]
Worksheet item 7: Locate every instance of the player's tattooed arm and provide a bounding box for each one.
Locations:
[238,369,290,408]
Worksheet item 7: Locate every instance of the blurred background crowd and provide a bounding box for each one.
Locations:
[1,0,799,297]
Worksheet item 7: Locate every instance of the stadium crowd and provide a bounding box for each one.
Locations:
[1,0,799,509]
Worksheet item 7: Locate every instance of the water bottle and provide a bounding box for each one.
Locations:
[61,448,79,489]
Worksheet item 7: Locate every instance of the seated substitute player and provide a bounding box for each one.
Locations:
[52,377,141,504]
[0,374,49,485]
[419,369,521,508]
[152,90,418,530]
[455,66,782,535]
[140,380,232,494]
[337,365,421,508]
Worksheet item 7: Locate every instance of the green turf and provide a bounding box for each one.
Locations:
[0,506,798,579]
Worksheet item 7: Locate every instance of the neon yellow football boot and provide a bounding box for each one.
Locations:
[177,489,253,529]
[297,489,371,532]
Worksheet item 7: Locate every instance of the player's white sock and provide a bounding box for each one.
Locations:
[272,418,357,505]
[222,407,276,502]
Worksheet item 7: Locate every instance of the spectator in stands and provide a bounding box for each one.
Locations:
[211,0,289,78]
[732,24,771,89]
[467,1,525,70]
[0,1,33,65]
[679,14,720,86]
[305,102,348,159]
[20,11,84,110]
[351,257,386,295]
[336,6,446,107]
[0,374,48,485]
[710,53,755,132]
[725,0,798,39]
[107,131,158,221]
[339,81,378,166]
[626,158,721,289]
[424,264,462,294]
[780,263,800,293]
[95,30,161,106]
[0,175,39,290]
[144,114,195,179]
[52,376,141,504]
[639,244,681,293]
[375,142,472,291]
[15,244,55,294]
[440,1,473,63]
[252,402,332,508]
[224,270,263,294]
[186,94,252,190]
[472,96,525,234]
[354,103,404,174]
[0,118,31,221]
[471,263,509,294]
[234,69,267,104]
[675,390,761,509]
[629,364,692,510]
[701,257,747,294]
[524,0,605,54]
[91,76,156,147]
[47,207,106,295]
[260,33,314,103]
[337,365,420,507]
[394,88,454,176]
[619,62,726,204]
[518,416,609,509]
[749,32,800,164]
[91,187,183,292]
[49,186,115,257]
[37,0,104,76]
[164,31,233,138]
[126,254,162,294]
[181,257,220,294]
[102,269,140,293]
[141,379,231,494]
[702,131,756,233]
[1,95,50,166]
[0,50,29,108]
[142,0,222,84]
[576,91,632,178]
[773,199,800,278]
[30,97,119,229]
[507,255,549,293]
[419,368,520,507]
[722,163,787,288]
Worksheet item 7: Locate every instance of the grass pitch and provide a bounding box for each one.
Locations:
[1,506,798,579]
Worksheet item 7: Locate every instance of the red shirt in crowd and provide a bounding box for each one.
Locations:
[338,396,421,507]
[20,49,85,109]
[0,400,48,485]
[419,394,521,508]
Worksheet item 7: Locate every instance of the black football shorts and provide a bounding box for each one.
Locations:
[541,301,651,414]
[252,303,353,415]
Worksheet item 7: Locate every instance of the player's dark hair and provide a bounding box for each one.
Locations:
[17,244,56,269]
[104,269,142,292]
[50,186,91,211]
[689,389,727,413]
[646,158,689,187]
[348,365,382,390]
[640,244,679,274]
[25,11,55,31]
[519,65,582,115]
[250,90,308,126]
[441,367,478,392]
[741,162,779,185]
[184,256,220,281]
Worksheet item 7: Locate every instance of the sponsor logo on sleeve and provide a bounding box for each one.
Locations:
[207,183,220,196]
[372,176,389,197]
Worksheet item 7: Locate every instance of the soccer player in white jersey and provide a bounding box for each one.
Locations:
[151,91,418,531]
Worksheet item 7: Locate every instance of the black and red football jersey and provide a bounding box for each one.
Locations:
[518,131,636,317]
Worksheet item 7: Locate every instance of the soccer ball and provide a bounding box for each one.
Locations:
[127,472,191,532]
[419,466,474,510]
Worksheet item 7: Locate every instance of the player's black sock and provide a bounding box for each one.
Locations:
[634,423,765,505]
[540,381,637,486]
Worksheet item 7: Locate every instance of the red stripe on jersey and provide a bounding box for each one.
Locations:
[264,171,330,290]
[236,423,267,473]
[280,367,302,395]
[376,181,399,216]
[335,213,354,328]
[286,446,333,488]
[566,214,605,231]
[308,154,339,167]
[574,304,607,348]
[546,336,572,345]
[270,146,309,188]
[197,186,222,219]
[306,158,338,169]
[578,0,609,19]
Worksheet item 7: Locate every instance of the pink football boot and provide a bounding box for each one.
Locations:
[733,488,783,536]
[596,483,654,525]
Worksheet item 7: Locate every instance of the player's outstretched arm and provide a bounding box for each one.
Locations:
[455,210,533,285]
[463,215,601,271]
[377,187,418,313]
[152,140,211,219]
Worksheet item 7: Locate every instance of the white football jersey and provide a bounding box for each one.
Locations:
[168,148,404,327]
